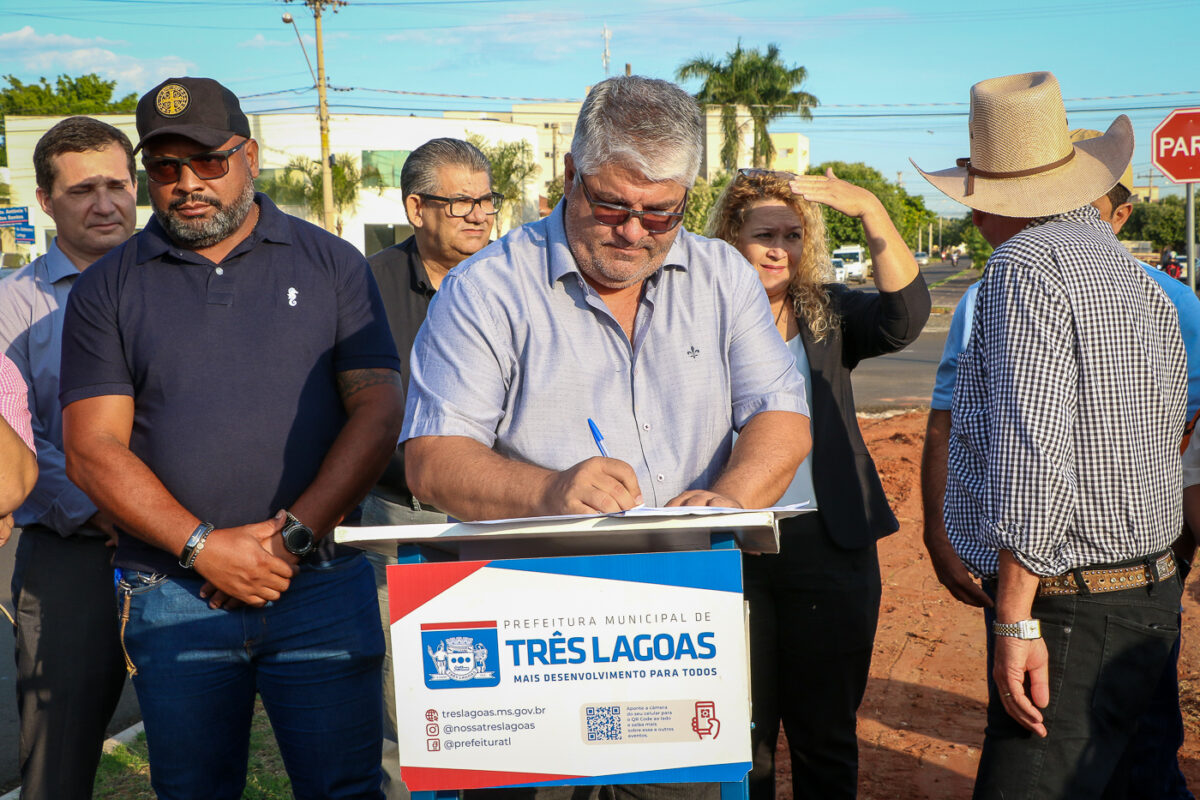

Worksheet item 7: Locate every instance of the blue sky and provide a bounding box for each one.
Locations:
[3,0,1198,216]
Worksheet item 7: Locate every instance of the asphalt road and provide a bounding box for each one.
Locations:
[852,260,976,412]
[0,258,977,792]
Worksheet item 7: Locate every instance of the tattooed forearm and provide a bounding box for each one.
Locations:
[335,368,403,402]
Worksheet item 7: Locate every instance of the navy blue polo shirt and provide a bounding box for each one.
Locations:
[60,194,401,576]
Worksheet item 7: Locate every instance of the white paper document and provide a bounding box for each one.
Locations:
[463,501,810,526]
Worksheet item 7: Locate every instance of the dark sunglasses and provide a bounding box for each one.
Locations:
[142,140,247,184]
[418,192,503,217]
[577,176,687,233]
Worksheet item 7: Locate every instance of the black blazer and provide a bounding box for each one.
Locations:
[785,273,931,549]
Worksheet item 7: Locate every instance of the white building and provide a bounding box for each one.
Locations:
[4,112,541,259]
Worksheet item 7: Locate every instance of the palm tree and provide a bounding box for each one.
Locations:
[467,134,540,235]
[256,153,381,237]
[677,42,818,170]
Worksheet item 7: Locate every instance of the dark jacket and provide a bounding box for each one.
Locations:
[788,272,931,549]
[367,235,436,500]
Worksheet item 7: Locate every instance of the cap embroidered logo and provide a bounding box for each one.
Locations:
[156,84,189,117]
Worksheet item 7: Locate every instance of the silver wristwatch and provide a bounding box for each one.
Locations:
[992,619,1042,639]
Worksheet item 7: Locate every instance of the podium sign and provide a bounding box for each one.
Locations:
[387,549,752,791]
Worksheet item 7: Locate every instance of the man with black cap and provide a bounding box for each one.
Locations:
[60,76,403,800]
[915,71,1187,798]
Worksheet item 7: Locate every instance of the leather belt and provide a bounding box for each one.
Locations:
[1038,551,1176,596]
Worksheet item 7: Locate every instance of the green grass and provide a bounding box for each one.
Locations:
[92,700,293,800]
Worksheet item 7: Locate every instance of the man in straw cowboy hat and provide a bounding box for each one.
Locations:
[915,71,1189,798]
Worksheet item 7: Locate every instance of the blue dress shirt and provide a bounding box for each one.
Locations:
[401,203,809,507]
[0,241,99,535]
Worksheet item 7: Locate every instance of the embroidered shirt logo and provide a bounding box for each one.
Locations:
[287,288,298,307]
[687,346,700,359]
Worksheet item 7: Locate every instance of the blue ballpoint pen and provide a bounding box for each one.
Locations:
[587,418,610,458]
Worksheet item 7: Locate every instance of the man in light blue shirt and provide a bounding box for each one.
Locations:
[403,76,810,800]
[404,76,810,523]
[0,116,136,800]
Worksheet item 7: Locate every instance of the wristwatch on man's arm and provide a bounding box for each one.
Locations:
[992,619,1042,639]
[281,510,316,557]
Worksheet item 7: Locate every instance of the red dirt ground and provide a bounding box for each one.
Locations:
[771,410,1200,799]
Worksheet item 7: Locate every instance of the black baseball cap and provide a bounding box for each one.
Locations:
[134,77,251,153]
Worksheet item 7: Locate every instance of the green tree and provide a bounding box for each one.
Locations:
[467,134,540,235]
[804,161,934,255]
[255,153,380,237]
[677,42,817,170]
[1122,195,1188,250]
[0,74,137,166]
[682,171,732,234]
[940,213,973,250]
[545,175,564,211]
[961,222,993,268]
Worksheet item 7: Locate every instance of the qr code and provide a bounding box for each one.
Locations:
[585,705,622,741]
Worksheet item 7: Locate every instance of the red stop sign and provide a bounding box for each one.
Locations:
[1152,108,1200,183]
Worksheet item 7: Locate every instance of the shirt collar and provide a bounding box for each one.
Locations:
[135,192,292,264]
[43,239,82,283]
[1026,204,1107,233]
[401,235,437,295]
[543,198,690,287]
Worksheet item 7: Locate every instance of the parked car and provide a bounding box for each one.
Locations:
[831,257,846,284]
[913,251,930,265]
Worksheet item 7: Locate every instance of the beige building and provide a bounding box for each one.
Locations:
[452,101,810,197]
[4,112,540,260]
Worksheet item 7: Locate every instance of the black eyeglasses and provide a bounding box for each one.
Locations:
[142,141,247,184]
[576,176,687,233]
[418,192,503,217]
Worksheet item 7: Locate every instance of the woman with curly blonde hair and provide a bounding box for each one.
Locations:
[706,168,930,800]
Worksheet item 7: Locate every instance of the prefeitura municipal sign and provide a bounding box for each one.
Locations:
[387,550,751,791]
[1152,108,1200,183]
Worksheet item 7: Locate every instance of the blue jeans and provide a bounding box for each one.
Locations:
[119,554,385,800]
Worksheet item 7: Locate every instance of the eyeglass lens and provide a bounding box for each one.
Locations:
[143,142,244,184]
[448,194,502,217]
[579,179,683,233]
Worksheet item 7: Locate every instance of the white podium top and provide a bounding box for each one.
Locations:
[334,505,810,559]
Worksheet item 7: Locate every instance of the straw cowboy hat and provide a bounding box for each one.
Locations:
[913,71,1133,218]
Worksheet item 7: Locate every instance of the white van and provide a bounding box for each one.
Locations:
[831,245,868,283]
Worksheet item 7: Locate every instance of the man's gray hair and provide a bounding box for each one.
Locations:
[570,76,703,187]
[401,137,492,200]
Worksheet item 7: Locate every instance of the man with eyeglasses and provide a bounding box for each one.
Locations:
[403,75,810,800]
[59,77,402,800]
[362,136,498,800]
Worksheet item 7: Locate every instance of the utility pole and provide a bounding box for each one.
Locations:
[284,0,343,234]
[928,222,933,254]
[938,216,943,250]
[1138,170,1156,203]
[602,25,611,77]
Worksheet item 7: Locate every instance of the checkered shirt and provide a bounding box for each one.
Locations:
[945,205,1187,578]
[0,354,34,454]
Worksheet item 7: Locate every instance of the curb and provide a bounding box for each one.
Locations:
[0,721,145,800]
